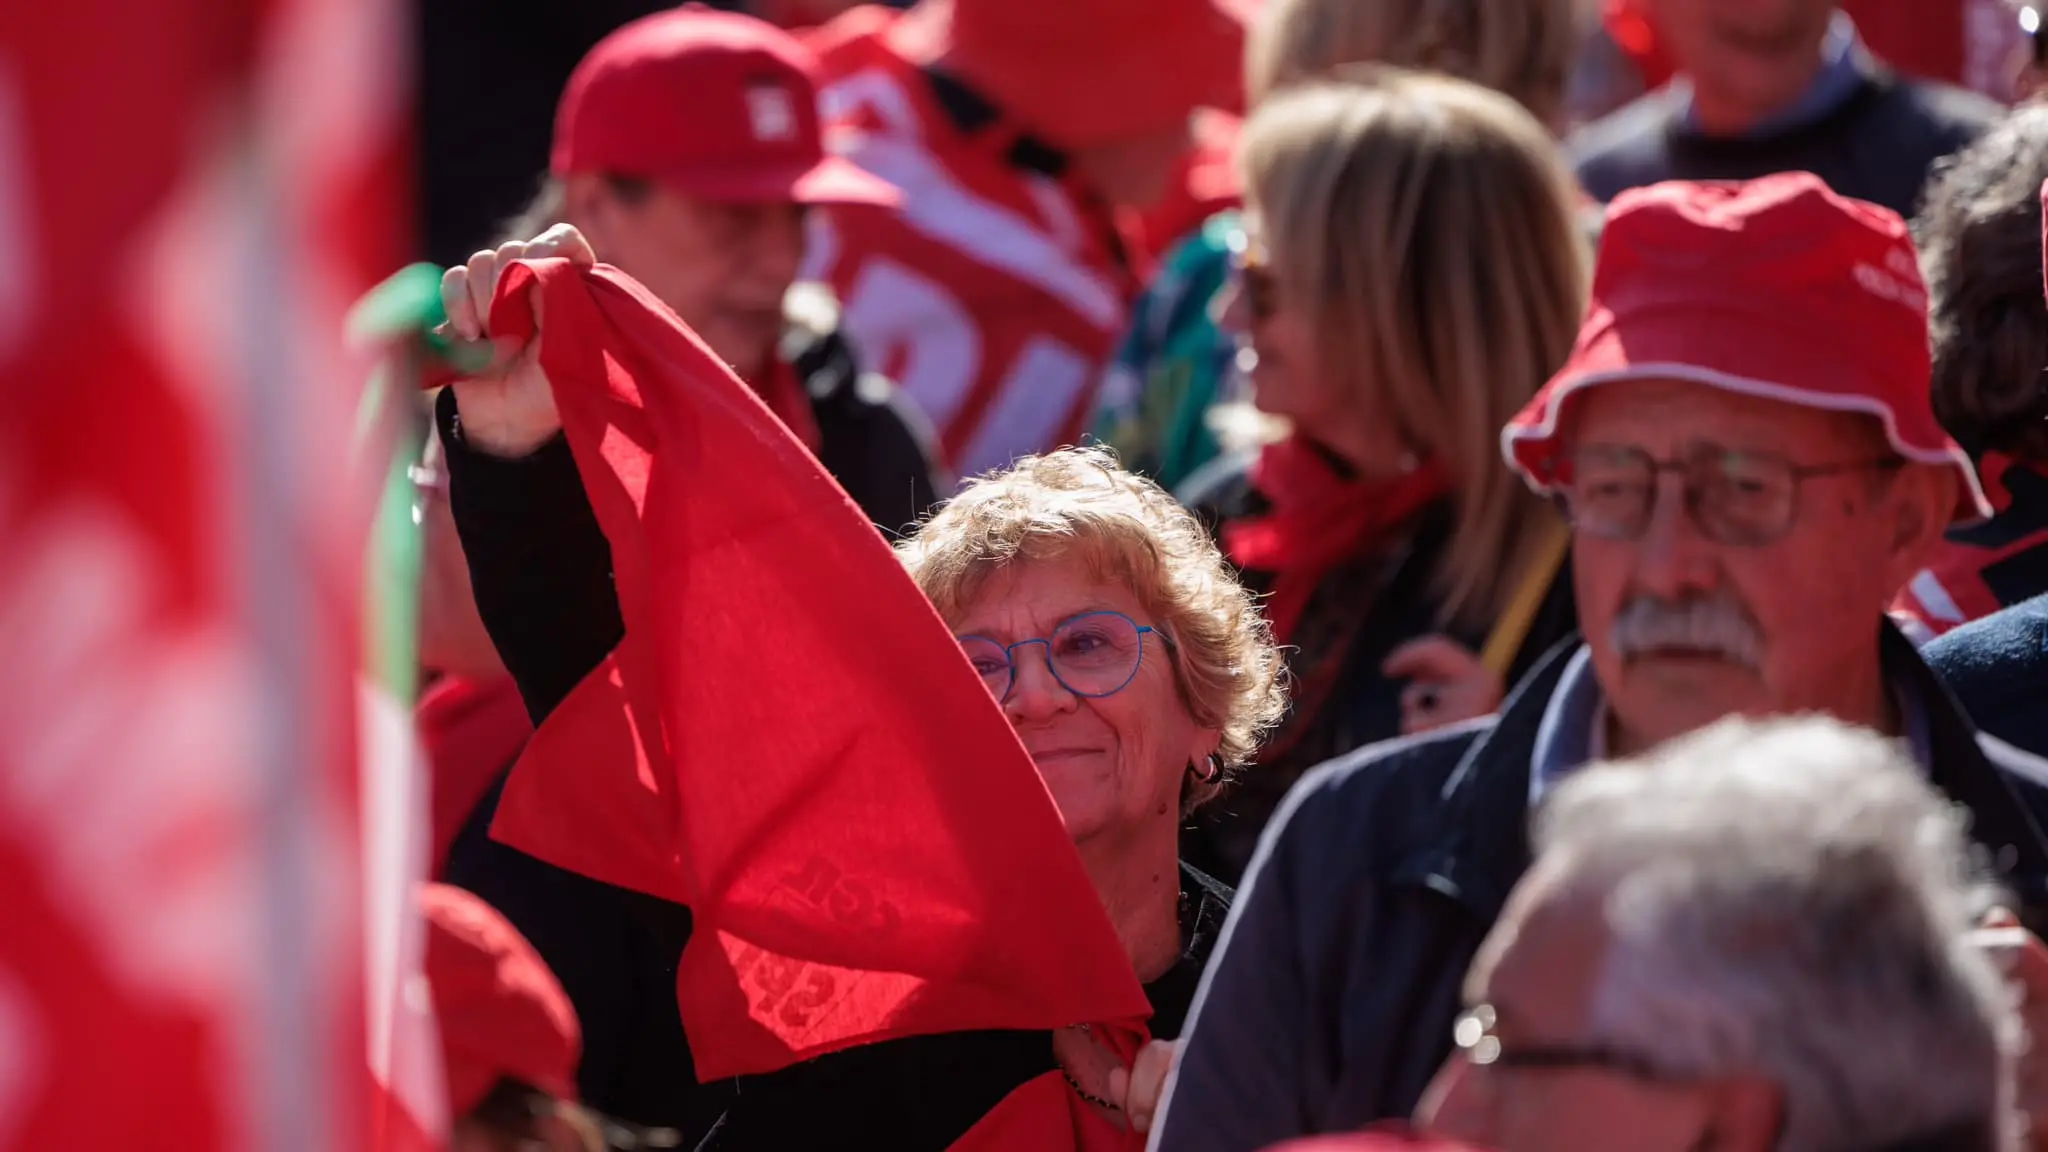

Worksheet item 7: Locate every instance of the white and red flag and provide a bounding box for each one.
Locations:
[0,0,419,1147]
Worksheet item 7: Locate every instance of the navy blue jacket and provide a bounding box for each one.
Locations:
[1152,628,2048,1152]
[1570,60,1995,219]
[1925,593,2048,760]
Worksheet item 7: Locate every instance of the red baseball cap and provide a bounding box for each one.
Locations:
[551,6,897,207]
[421,883,582,1117]
[1504,172,1990,524]
[881,0,1254,151]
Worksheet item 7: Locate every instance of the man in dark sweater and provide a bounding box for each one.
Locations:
[1148,174,2048,1151]
[1569,0,1999,218]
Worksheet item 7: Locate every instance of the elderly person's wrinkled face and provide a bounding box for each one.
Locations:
[948,554,1219,842]
[1417,860,1781,1152]
[1561,379,1942,750]
[566,177,806,381]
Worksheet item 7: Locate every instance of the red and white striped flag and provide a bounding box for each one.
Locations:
[0,0,415,1147]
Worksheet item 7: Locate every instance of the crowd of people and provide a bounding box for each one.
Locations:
[399,0,2048,1149]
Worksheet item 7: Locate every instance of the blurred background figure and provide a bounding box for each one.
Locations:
[419,0,916,265]
[800,0,1249,481]
[1582,0,2028,119]
[1178,69,1586,883]
[422,883,676,1152]
[500,6,942,533]
[1571,0,2001,217]
[1418,716,2016,1152]
[2014,2,2048,102]
[1091,0,1580,498]
[1893,105,2048,642]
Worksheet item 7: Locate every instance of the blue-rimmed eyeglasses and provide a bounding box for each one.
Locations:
[955,610,1170,702]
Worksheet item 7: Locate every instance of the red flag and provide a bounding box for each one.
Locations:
[1,0,405,1145]
[482,260,1152,1097]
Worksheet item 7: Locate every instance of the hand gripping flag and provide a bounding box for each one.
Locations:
[477,258,1153,1145]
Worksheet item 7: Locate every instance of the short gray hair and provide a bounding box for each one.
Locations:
[1534,715,2014,1152]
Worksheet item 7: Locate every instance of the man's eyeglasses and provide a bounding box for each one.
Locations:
[1227,230,1280,323]
[955,610,1169,701]
[1557,441,1904,548]
[1453,1004,1674,1083]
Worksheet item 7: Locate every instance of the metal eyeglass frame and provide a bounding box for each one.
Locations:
[954,609,1173,702]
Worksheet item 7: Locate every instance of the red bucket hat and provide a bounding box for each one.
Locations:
[552,6,897,207]
[421,883,581,1116]
[1504,172,1990,524]
[882,0,1255,151]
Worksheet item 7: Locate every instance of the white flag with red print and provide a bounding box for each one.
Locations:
[0,0,423,1147]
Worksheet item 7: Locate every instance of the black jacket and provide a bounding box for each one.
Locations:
[782,319,947,538]
[1153,628,2048,1152]
[1570,58,1997,219]
[1176,457,1579,885]
[438,364,1223,1148]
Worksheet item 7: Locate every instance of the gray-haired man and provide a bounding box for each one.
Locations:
[1421,715,2014,1152]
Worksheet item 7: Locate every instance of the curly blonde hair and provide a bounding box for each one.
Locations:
[897,447,1287,812]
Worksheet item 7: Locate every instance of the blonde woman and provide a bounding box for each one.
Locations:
[1090,0,1578,493]
[1179,68,1589,885]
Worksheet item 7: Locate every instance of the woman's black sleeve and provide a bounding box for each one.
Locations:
[436,387,624,724]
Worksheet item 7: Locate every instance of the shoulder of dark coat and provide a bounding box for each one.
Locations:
[1262,718,1496,875]
[1925,594,2048,680]
[780,286,951,483]
[1878,74,2003,145]
[1925,595,2048,752]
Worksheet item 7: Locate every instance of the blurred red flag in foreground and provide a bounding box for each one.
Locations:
[0,0,416,1147]
[484,259,1152,1145]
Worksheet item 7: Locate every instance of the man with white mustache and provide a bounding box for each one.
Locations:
[1146,172,2048,1152]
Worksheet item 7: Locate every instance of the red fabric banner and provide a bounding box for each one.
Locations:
[481,259,1152,1112]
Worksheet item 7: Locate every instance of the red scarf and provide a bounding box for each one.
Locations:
[476,260,1150,1145]
[1223,436,1450,644]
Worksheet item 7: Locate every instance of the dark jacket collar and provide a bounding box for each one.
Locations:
[1415,624,2048,926]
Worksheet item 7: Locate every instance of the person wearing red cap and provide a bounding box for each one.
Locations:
[795,0,1250,481]
[1569,1,1999,220]
[435,11,944,1135]
[422,883,675,1152]
[1146,172,2048,1151]
[499,4,942,536]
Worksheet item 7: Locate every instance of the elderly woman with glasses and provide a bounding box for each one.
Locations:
[431,224,1286,1148]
